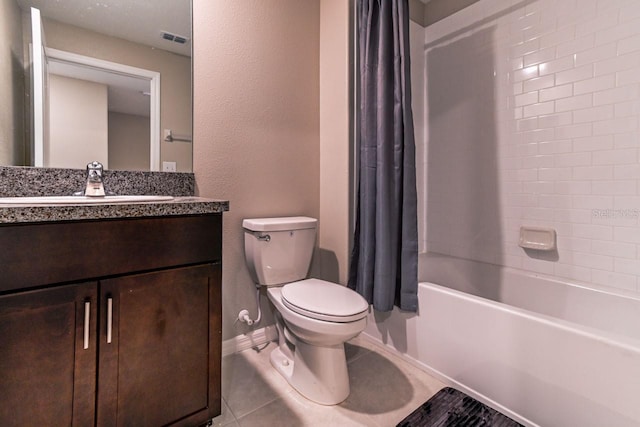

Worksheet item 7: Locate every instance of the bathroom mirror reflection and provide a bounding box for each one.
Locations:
[1,0,192,172]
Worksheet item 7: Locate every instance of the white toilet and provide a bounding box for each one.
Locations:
[243,216,369,405]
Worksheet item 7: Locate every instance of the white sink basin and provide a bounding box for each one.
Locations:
[0,195,175,205]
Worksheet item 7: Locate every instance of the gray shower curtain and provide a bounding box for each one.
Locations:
[348,0,418,312]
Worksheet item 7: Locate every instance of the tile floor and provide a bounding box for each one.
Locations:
[213,335,446,426]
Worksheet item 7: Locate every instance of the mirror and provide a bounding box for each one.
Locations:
[0,0,192,172]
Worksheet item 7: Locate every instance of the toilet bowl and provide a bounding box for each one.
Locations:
[243,217,369,405]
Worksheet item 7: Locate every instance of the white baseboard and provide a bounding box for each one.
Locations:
[222,325,278,357]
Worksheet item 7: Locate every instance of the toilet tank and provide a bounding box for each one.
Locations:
[243,216,317,286]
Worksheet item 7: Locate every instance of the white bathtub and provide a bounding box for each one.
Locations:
[363,253,640,427]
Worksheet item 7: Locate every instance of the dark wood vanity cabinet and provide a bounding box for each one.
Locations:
[0,282,98,426]
[98,265,220,427]
[0,214,223,427]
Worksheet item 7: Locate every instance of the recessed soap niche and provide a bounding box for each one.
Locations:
[519,226,557,252]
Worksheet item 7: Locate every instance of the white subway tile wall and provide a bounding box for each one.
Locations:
[418,0,640,294]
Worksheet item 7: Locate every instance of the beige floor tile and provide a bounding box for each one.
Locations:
[222,335,445,426]
[345,337,374,364]
[252,342,296,392]
[234,397,306,427]
[287,387,380,426]
[348,334,384,352]
[221,347,291,418]
[240,341,276,370]
[211,399,237,427]
[237,388,376,427]
[339,349,445,426]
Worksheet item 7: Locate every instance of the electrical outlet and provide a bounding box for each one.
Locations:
[162,161,177,172]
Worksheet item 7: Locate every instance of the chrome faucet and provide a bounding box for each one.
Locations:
[83,161,106,197]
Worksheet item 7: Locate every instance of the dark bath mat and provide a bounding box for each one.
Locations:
[396,387,523,427]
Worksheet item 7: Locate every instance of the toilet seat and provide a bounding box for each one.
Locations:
[281,279,369,323]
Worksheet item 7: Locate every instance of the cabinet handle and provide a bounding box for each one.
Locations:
[83,301,90,350]
[107,297,113,344]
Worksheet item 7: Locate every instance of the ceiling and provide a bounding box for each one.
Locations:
[16,0,191,57]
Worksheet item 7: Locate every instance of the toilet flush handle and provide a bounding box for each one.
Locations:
[256,234,271,242]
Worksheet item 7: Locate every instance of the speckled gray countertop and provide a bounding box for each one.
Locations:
[0,166,195,197]
[0,197,229,224]
[0,166,229,224]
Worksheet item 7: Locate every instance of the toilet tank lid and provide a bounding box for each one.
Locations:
[243,216,317,232]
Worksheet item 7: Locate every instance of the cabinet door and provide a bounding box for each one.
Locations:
[0,283,98,427]
[97,264,221,427]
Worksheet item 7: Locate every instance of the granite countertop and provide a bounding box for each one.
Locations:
[0,197,229,224]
